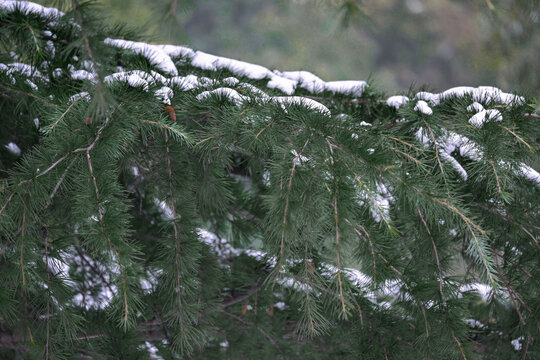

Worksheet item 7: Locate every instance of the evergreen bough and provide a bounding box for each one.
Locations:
[0,1,539,358]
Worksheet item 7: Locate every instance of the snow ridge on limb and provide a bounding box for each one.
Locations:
[0,0,64,18]
[1,0,537,187]
[104,38,179,76]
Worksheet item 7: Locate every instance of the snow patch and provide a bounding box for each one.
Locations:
[466,102,484,113]
[468,109,503,128]
[386,95,409,109]
[104,71,151,91]
[414,100,433,115]
[68,91,90,103]
[169,74,207,91]
[272,96,330,116]
[4,142,21,156]
[104,38,178,76]
[222,77,239,86]
[278,70,326,93]
[518,164,540,185]
[267,75,297,95]
[154,86,174,105]
[0,0,64,18]
[511,336,524,351]
[439,86,525,105]
[196,87,248,106]
[325,80,367,97]
[214,56,271,80]
[157,44,195,59]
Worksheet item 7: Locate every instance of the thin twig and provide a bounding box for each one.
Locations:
[20,200,27,287]
[417,209,447,308]
[139,119,189,141]
[164,132,186,333]
[423,121,447,184]
[276,139,310,273]
[44,227,50,360]
[497,125,533,150]
[380,134,425,152]
[488,160,502,194]
[451,330,467,360]
[327,139,347,315]
[47,95,89,132]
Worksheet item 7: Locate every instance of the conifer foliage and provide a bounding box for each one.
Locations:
[1,1,539,358]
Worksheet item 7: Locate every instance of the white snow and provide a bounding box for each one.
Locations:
[274,301,286,310]
[415,91,440,105]
[518,164,540,185]
[386,95,409,109]
[439,86,525,105]
[1,62,46,81]
[104,38,178,76]
[142,341,164,360]
[415,127,430,145]
[69,68,96,82]
[190,51,220,71]
[325,80,367,97]
[444,132,483,161]
[169,74,205,91]
[68,91,90,103]
[154,86,174,105]
[25,79,38,90]
[440,151,468,180]
[222,77,239,86]
[357,183,392,224]
[157,44,195,59]
[291,149,309,166]
[149,70,168,85]
[276,277,314,292]
[4,142,21,156]
[468,109,503,127]
[214,57,271,80]
[45,40,55,58]
[238,83,271,100]
[464,319,485,328]
[267,75,297,95]
[153,198,174,220]
[511,336,524,351]
[278,70,326,93]
[414,100,433,115]
[272,96,330,116]
[460,283,492,302]
[104,71,150,91]
[196,87,248,106]
[466,102,484,113]
[0,0,64,18]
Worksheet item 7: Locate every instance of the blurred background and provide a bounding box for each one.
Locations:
[43,0,540,95]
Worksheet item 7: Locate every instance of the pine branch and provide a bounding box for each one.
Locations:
[327,139,347,317]
[275,138,310,274]
[1,2,538,357]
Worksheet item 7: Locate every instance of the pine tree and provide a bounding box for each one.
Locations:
[1,1,539,359]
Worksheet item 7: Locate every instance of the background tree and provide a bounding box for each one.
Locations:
[1,1,539,359]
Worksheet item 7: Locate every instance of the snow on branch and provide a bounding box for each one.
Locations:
[0,0,64,19]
